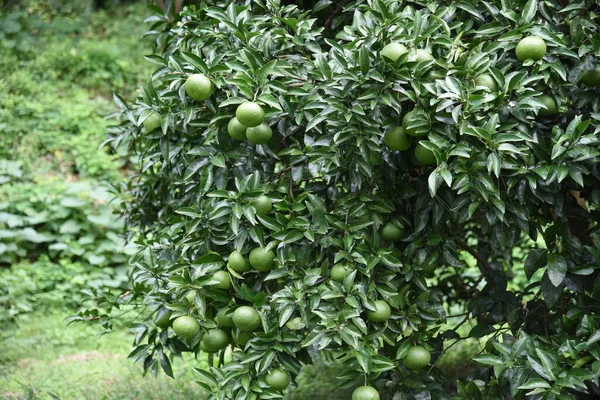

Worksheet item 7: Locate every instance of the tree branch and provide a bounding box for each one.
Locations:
[456,238,492,277]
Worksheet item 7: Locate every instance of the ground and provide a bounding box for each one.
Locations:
[0,312,207,400]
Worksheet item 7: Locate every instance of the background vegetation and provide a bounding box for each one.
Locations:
[0,2,206,399]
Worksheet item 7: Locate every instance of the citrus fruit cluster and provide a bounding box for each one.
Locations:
[229,102,272,144]
[109,0,600,399]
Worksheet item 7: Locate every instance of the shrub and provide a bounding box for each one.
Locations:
[0,256,129,323]
[92,1,600,399]
[0,180,131,266]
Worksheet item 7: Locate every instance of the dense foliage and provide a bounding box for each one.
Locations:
[93,0,600,398]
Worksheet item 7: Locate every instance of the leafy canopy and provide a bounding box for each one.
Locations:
[92,0,600,399]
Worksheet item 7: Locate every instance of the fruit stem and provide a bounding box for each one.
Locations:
[208,352,214,368]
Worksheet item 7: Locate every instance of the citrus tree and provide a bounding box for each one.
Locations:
[89,0,600,398]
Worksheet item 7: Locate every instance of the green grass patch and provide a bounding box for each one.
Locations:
[1,312,208,400]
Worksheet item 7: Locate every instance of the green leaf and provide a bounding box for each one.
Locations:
[469,323,495,338]
[535,349,558,381]
[547,253,567,287]
[524,248,547,279]
[257,93,281,110]
[428,170,443,197]
[520,0,537,23]
[473,354,504,366]
[518,378,551,390]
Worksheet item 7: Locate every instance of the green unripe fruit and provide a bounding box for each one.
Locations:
[249,247,276,271]
[474,74,498,91]
[381,42,408,63]
[383,127,411,151]
[232,306,261,332]
[251,195,272,216]
[143,112,161,132]
[209,270,231,290]
[232,329,253,346]
[403,346,431,370]
[228,250,251,273]
[414,142,436,165]
[537,94,558,117]
[581,65,600,86]
[236,102,265,127]
[420,260,439,274]
[265,369,291,391]
[331,263,353,282]
[227,117,247,140]
[515,36,546,62]
[216,307,234,328]
[352,386,380,400]
[185,74,213,101]
[246,123,272,144]
[185,291,196,304]
[381,222,404,241]
[408,49,434,62]
[366,300,392,322]
[154,307,172,329]
[201,328,229,352]
[172,316,200,339]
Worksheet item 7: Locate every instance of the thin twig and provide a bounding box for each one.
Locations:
[456,238,492,276]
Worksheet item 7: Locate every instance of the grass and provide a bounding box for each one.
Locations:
[0,311,208,400]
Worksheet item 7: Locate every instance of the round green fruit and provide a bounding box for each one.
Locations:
[143,112,161,132]
[236,102,265,127]
[265,369,291,391]
[408,49,434,62]
[154,307,172,329]
[414,142,436,165]
[232,329,253,346]
[381,222,404,241]
[474,74,498,91]
[246,123,272,144]
[227,117,247,141]
[201,328,229,352]
[352,386,380,400]
[402,109,428,137]
[172,316,200,339]
[537,94,558,117]
[420,260,438,274]
[249,247,276,271]
[216,307,234,328]
[228,250,251,273]
[185,73,213,101]
[209,270,231,290]
[366,300,392,322]
[232,306,261,332]
[403,346,431,370]
[381,42,408,63]
[251,195,272,216]
[383,127,411,151]
[581,65,600,86]
[331,263,353,282]
[515,36,546,62]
